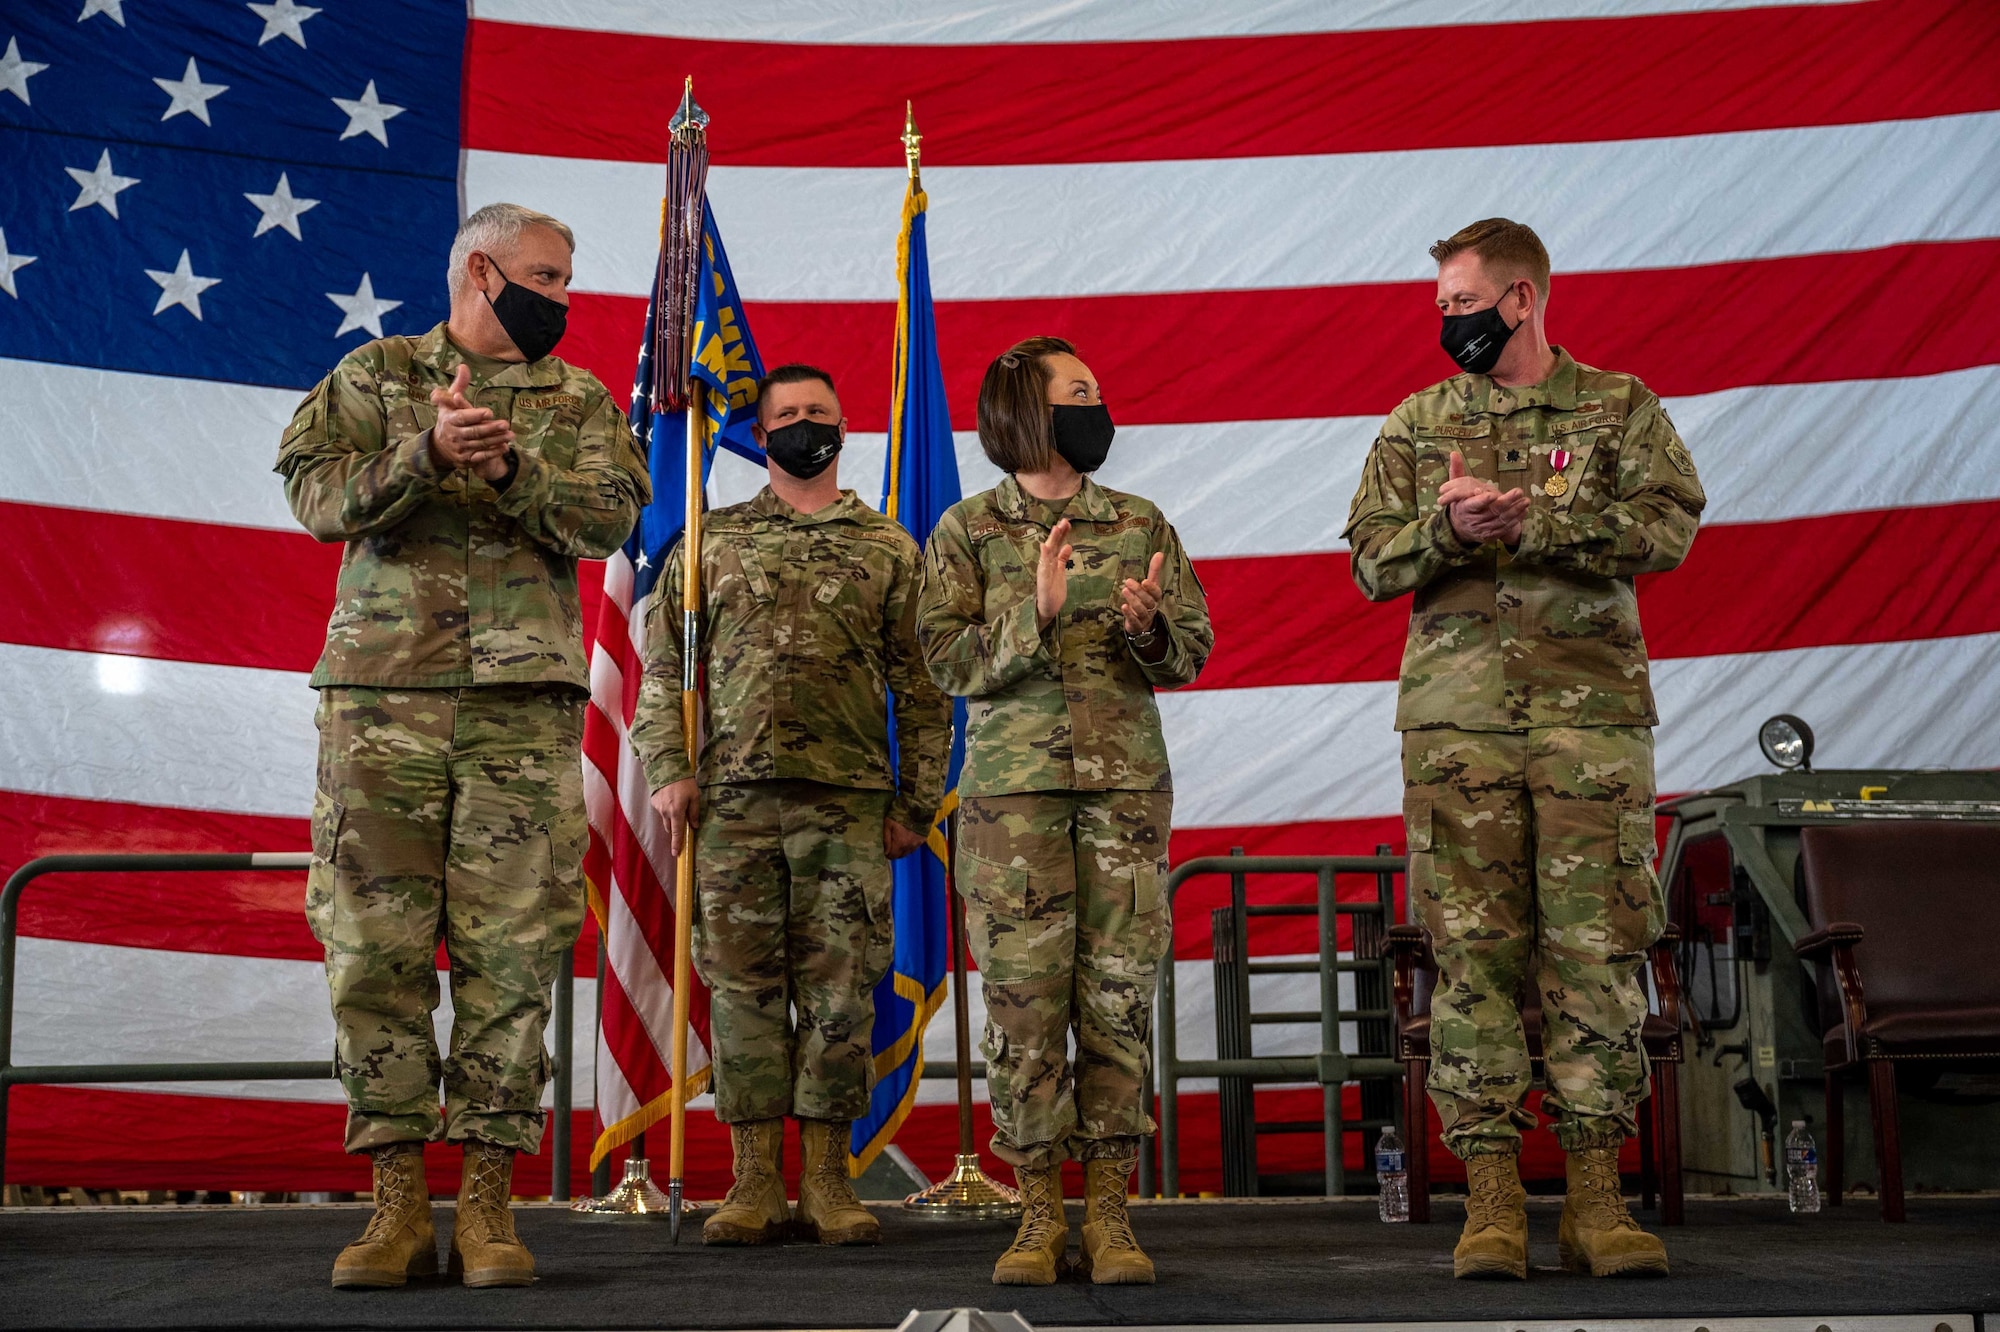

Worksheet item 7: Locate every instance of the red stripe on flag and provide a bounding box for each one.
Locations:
[597,962,675,1107]
[0,504,345,674]
[0,790,600,971]
[9,497,1998,694]
[1192,500,2000,691]
[564,240,2000,433]
[465,0,2000,167]
[3,784,1416,963]
[0,501,608,678]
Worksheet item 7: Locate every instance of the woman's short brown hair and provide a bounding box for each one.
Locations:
[976,335,1077,473]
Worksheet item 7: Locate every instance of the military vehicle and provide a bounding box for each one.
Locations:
[1659,714,2000,1197]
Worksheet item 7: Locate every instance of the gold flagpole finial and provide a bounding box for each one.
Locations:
[902,100,922,188]
[670,75,709,139]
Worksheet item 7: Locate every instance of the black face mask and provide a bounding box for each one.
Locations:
[1050,402,1115,473]
[763,418,843,480]
[1438,291,1520,375]
[482,257,568,363]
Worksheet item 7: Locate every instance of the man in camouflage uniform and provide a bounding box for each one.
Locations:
[278,203,648,1290]
[629,364,950,1248]
[1345,219,1703,1280]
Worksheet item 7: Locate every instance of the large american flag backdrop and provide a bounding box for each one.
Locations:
[2,0,1997,1196]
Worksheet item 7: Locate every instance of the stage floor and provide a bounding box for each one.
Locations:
[2,1195,1996,1330]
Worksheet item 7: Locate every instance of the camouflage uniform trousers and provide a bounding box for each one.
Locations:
[956,790,1172,1169]
[694,780,895,1124]
[1402,725,1665,1158]
[308,684,587,1155]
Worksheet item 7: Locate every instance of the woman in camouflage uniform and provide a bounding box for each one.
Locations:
[916,336,1213,1286]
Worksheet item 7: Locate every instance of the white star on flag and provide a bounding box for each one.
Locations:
[0,230,37,299]
[634,551,651,571]
[326,272,402,338]
[78,0,125,25]
[332,80,404,147]
[66,149,140,218]
[155,57,228,125]
[247,0,320,47]
[146,249,220,320]
[244,172,320,239]
[1,37,50,106]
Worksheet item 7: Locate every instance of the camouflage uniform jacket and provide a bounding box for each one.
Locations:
[1343,349,1705,732]
[916,475,1213,796]
[630,487,950,835]
[275,322,650,690]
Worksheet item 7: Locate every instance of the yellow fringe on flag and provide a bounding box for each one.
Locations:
[883,182,927,524]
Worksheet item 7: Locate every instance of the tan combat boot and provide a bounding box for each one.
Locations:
[448,1141,535,1287]
[702,1119,789,1245]
[1453,1151,1529,1280]
[796,1118,882,1245]
[1559,1145,1669,1276]
[992,1163,1068,1286]
[331,1144,437,1289]
[1078,1152,1155,1285]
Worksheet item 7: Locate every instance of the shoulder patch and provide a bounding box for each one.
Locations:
[1665,441,1697,476]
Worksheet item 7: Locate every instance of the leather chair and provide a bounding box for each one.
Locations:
[1386,923,1686,1224]
[1796,821,2000,1222]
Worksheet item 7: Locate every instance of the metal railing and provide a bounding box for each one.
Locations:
[1151,854,1408,1199]
[0,854,574,1201]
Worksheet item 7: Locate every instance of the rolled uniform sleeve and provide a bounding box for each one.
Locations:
[631,542,693,794]
[494,392,651,559]
[916,509,1055,699]
[276,361,445,543]
[1129,519,1212,689]
[1512,392,1705,578]
[884,552,953,833]
[1342,405,1479,603]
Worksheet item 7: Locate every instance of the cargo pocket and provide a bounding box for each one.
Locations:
[957,845,1036,984]
[1618,807,1657,866]
[1403,792,1434,854]
[1129,858,1172,975]
[1404,792,1441,937]
[861,856,896,989]
[1613,805,1667,953]
[306,788,344,946]
[544,808,589,955]
[1132,861,1164,916]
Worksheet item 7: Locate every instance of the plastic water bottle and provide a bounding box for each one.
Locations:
[1785,1120,1822,1213]
[1375,1125,1410,1222]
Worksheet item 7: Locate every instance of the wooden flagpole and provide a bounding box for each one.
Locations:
[665,76,710,1245]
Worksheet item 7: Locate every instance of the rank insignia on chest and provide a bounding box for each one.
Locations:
[1546,447,1572,497]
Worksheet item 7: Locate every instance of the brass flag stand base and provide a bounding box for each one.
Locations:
[570,1154,691,1221]
[904,1152,1021,1220]
[904,804,1020,1222]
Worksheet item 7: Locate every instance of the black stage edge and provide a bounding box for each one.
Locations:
[3,1196,1997,1330]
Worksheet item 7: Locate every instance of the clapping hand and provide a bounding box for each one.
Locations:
[1439,450,1528,546]
[1035,517,1073,629]
[429,364,513,482]
[1120,551,1166,635]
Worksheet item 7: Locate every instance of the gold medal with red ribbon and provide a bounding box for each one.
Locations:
[1545,446,1572,497]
